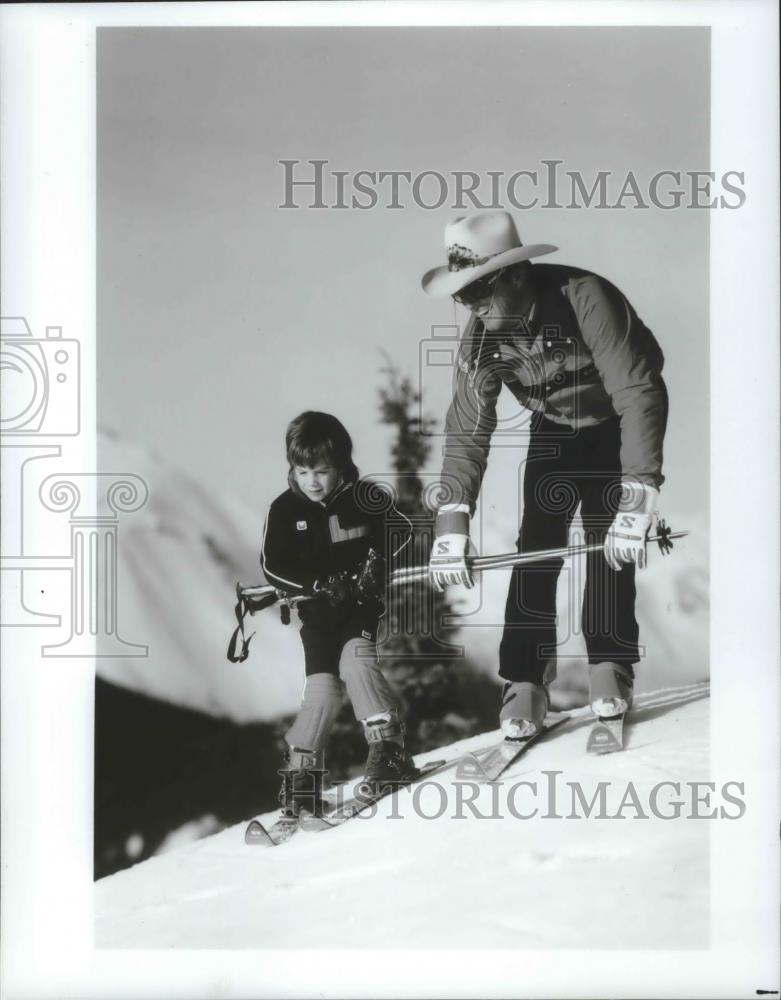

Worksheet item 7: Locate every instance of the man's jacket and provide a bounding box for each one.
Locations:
[260,478,412,628]
[441,263,668,512]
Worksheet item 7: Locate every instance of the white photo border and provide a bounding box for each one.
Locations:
[0,2,778,998]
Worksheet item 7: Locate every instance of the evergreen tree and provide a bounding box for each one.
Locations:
[319,361,499,774]
[375,359,498,755]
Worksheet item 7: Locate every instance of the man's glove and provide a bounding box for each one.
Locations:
[429,533,474,591]
[354,548,386,603]
[314,572,353,606]
[604,481,659,571]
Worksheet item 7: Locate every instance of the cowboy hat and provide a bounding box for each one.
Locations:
[421,211,558,297]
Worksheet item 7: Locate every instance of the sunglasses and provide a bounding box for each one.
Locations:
[452,269,503,307]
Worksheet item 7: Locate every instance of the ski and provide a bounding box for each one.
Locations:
[244,813,299,848]
[455,714,569,783]
[298,758,451,832]
[586,713,626,754]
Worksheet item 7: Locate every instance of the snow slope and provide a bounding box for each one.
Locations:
[96,682,710,950]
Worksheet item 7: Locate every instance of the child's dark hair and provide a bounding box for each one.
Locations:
[286,411,359,482]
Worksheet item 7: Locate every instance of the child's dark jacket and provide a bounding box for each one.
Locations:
[260,479,412,633]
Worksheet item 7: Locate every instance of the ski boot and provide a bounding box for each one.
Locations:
[278,747,328,819]
[359,713,419,798]
[244,748,328,846]
[499,681,549,740]
[589,662,634,719]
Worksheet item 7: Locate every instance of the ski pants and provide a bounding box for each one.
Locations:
[284,619,399,751]
[499,416,640,686]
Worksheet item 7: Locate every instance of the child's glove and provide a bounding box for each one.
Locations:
[354,549,386,603]
[314,572,353,606]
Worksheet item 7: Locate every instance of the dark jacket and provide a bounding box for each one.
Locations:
[440,263,669,511]
[260,479,412,630]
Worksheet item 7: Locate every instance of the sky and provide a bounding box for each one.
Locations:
[97,27,710,522]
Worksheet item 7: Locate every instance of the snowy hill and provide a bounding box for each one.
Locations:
[96,682,710,950]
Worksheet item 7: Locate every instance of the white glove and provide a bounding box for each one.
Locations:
[604,512,653,570]
[604,482,659,571]
[429,533,474,591]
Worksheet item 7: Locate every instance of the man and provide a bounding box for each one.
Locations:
[422,211,668,738]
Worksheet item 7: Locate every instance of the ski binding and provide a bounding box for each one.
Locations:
[455,713,569,783]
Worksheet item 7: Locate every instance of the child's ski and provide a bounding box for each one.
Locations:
[244,813,299,848]
[298,758,451,832]
[586,713,626,754]
[455,714,569,783]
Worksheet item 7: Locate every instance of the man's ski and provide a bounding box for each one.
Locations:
[455,714,569,783]
[244,813,299,847]
[586,713,626,754]
[298,758,450,832]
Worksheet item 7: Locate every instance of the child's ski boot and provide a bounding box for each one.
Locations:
[262,747,327,840]
[278,747,328,819]
[244,748,328,847]
[359,712,419,798]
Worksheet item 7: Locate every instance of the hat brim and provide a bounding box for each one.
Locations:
[421,243,558,297]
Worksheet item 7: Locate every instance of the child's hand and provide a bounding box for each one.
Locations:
[315,572,353,606]
[355,549,386,603]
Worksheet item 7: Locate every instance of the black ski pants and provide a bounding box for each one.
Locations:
[499,416,640,685]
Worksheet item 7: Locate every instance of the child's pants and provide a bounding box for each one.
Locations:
[284,623,399,751]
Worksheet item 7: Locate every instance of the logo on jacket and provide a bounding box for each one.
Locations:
[296,521,307,531]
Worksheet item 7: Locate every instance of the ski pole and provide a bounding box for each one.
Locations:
[239,584,314,606]
[390,526,689,586]
[236,523,688,606]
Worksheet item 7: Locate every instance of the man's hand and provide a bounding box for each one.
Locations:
[429,533,474,591]
[604,511,654,570]
[604,479,659,571]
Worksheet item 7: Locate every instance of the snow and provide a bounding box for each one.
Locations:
[96,683,710,950]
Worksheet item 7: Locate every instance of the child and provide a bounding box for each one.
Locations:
[261,410,418,819]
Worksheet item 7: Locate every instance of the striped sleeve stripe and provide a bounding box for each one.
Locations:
[259,514,304,590]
